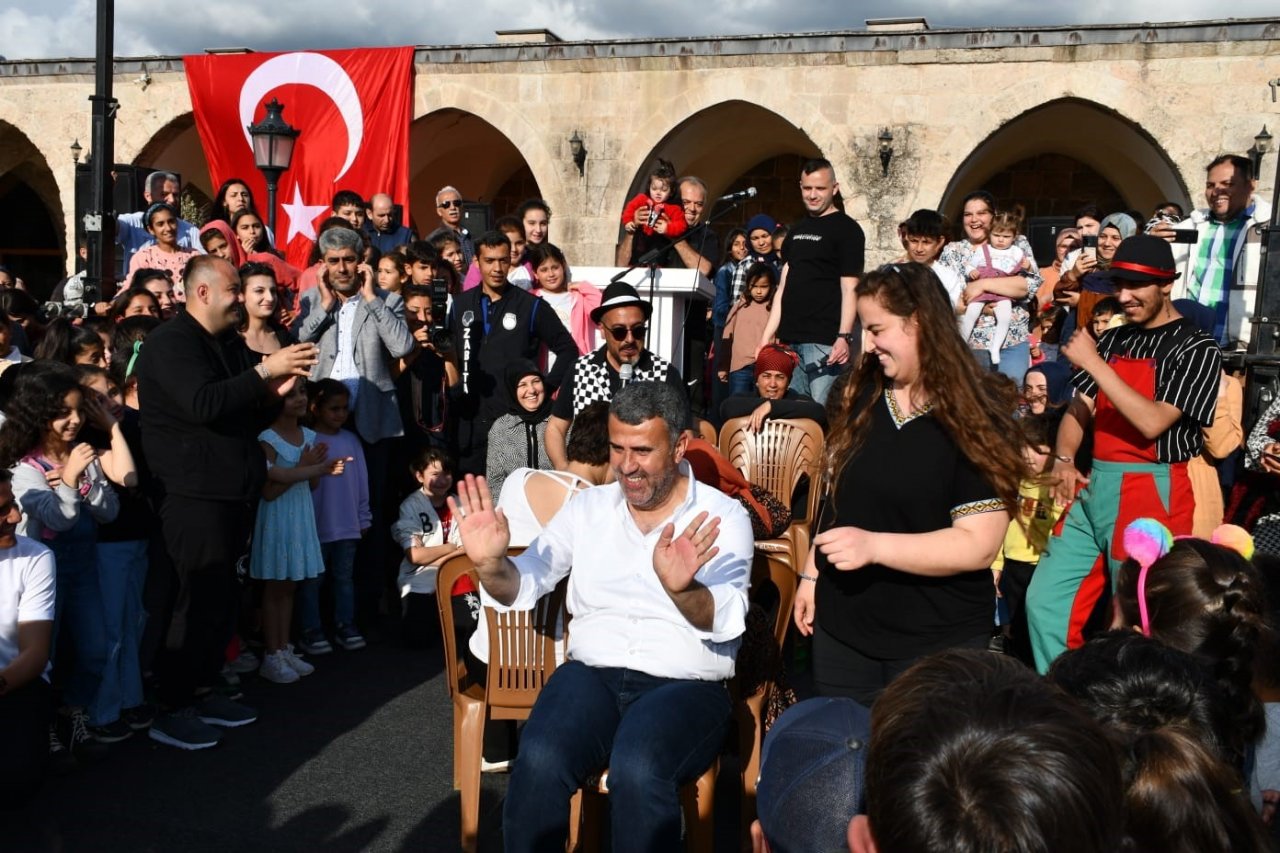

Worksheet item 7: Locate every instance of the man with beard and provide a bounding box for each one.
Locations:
[544,282,685,469]
[295,226,415,634]
[448,230,577,475]
[137,255,317,749]
[452,380,752,853]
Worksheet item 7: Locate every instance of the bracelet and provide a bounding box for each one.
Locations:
[1055,454,1074,464]
[255,362,271,381]
[799,572,818,582]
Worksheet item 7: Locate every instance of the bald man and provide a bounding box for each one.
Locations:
[365,192,416,255]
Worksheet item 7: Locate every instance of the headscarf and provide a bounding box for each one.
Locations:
[1099,213,1137,241]
[1026,360,1073,408]
[755,343,800,381]
[199,220,245,268]
[504,360,552,469]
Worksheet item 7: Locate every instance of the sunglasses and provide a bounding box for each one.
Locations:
[438,199,463,210]
[606,324,647,341]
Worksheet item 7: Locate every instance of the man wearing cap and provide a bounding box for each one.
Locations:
[544,282,685,470]
[758,159,865,405]
[1026,235,1222,672]
[720,343,827,431]
[448,230,578,475]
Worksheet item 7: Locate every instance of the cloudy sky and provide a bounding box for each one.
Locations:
[2,0,1278,60]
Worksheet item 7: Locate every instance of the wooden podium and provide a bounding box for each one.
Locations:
[574,266,713,376]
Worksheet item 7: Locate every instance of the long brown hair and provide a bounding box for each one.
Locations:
[825,262,1024,514]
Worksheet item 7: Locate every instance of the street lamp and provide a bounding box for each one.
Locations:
[1250,125,1273,179]
[878,127,894,177]
[246,98,299,238]
[70,138,83,164]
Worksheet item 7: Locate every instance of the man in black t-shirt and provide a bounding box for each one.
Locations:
[759,159,865,405]
[1026,236,1221,673]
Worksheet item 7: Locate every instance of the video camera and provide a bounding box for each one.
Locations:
[429,275,453,353]
[41,276,100,321]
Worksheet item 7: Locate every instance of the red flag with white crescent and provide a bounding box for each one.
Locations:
[184,47,414,269]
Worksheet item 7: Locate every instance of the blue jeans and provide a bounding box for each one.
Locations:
[970,340,1031,383]
[49,513,111,725]
[299,539,359,632]
[784,341,842,405]
[96,540,148,713]
[727,366,755,397]
[503,661,731,852]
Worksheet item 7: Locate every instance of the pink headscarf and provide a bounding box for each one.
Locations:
[199,220,246,268]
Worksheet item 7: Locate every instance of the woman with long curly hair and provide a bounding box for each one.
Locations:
[793,262,1026,705]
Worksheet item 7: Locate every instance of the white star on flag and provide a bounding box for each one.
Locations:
[280,184,329,244]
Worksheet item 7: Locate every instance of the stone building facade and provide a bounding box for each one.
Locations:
[0,17,1277,291]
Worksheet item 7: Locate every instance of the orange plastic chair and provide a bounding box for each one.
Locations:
[574,549,796,852]
[719,416,824,570]
[436,548,563,852]
[695,417,718,446]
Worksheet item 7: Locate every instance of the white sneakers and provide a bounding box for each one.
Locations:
[259,646,315,684]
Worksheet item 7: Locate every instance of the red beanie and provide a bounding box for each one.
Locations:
[755,344,800,380]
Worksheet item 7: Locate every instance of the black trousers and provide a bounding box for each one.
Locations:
[0,678,50,805]
[999,558,1038,667]
[154,495,252,708]
[812,623,989,707]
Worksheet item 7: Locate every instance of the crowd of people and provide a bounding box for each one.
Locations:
[0,147,1278,852]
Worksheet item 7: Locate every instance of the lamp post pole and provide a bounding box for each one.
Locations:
[86,0,117,298]
[247,99,299,239]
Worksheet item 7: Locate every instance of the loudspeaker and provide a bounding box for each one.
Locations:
[1025,217,1075,269]
[461,202,492,236]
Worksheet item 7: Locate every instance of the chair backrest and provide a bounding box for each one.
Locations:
[720,416,824,522]
[436,552,481,700]
[484,577,566,714]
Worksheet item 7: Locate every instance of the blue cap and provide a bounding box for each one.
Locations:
[757,697,871,853]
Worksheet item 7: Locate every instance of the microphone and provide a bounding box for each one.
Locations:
[619,362,634,387]
[717,187,757,203]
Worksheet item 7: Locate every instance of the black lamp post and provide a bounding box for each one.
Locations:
[878,127,894,177]
[246,99,299,238]
[1250,125,1272,179]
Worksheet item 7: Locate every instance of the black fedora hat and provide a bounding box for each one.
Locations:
[1105,234,1181,283]
[590,282,653,324]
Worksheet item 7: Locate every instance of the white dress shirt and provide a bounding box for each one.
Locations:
[328,297,362,409]
[480,461,752,681]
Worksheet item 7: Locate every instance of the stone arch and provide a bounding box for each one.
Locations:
[619,99,824,236]
[0,119,65,296]
[408,108,544,234]
[938,97,1190,222]
[132,111,215,208]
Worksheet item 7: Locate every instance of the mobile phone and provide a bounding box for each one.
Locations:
[1082,234,1098,260]
[1170,230,1199,244]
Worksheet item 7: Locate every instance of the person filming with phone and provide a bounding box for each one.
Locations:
[295,226,415,626]
[1148,154,1272,350]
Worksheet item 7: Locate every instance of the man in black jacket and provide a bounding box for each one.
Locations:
[448,231,578,474]
[136,255,317,750]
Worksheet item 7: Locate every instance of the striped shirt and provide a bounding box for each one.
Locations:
[1072,318,1221,463]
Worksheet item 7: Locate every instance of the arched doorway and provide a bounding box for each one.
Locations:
[940,98,1189,257]
[0,120,65,297]
[133,112,215,223]
[624,101,824,235]
[409,109,542,235]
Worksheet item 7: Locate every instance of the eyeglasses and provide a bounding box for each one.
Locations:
[606,324,647,341]
[438,199,462,210]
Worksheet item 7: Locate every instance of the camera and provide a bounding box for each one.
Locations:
[41,276,100,321]
[428,275,453,353]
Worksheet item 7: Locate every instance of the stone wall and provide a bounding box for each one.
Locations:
[0,20,1277,283]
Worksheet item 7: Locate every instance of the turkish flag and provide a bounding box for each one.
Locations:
[184,47,414,269]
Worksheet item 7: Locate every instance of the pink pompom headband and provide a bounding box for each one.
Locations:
[1122,519,1254,637]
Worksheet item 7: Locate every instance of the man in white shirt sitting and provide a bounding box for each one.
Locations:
[452,381,753,852]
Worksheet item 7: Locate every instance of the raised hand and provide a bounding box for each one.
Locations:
[652,511,721,594]
[62,442,98,485]
[261,342,319,383]
[448,474,511,565]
